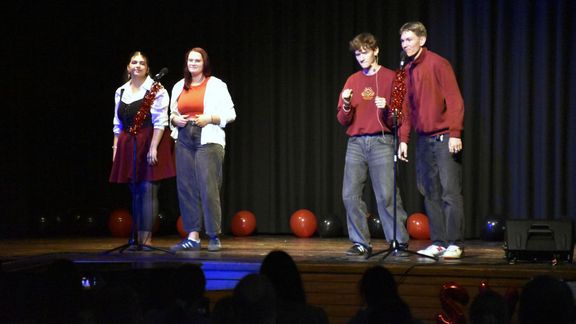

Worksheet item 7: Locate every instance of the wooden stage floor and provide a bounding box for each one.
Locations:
[1,235,575,323]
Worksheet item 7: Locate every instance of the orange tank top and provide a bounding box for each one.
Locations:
[177,77,209,116]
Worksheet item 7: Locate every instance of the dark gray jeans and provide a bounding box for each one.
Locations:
[416,134,464,244]
[176,123,224,237]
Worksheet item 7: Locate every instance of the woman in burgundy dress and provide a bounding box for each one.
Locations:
[109,51,175,248]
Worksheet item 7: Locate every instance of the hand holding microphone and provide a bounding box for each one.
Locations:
[342,89,353,105]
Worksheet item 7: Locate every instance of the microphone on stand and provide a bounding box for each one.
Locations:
[399,51,407,70]
[153,67,169,81]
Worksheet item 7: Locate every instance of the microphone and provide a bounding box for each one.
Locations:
[399,51,408,69]
[153,67,169,81]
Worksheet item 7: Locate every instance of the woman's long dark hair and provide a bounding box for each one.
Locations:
[183,47,211,90]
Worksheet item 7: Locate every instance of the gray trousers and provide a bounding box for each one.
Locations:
[176,123,224,237]
[416,134,464,244]
[342,134,409,248]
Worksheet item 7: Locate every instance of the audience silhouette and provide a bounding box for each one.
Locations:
[94,282,144,324]
[518,275,575,324]
[6,253,575,324]
[348,265,417,324]
[468,289,510,324]
[212,273,277,324]
[144,263,210,323]
[259,250,329,324]
[1,258,85,323]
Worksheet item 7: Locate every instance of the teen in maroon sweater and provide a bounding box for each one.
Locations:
[398,22,465,259]
[337,33,410,257]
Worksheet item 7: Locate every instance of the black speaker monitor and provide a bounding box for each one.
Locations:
[504,219,574,263]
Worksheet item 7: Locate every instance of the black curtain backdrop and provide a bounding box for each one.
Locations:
[2,0,575,238]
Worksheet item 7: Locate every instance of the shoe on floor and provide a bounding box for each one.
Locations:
[397,242,409,249]
[417,244,446,258]
[443,245,463,259]
[346,243,372,256]
[170,239,201,252]
[208,237,222,252]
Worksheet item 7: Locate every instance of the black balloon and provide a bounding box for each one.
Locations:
[53,215,65,232]
[35,215,53,237]
[67,208,109,235]
[367,213,385,239]
[317,214,343,238]
[482,218,506,241]
[154,211,172,234]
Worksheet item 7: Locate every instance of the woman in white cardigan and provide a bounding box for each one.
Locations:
[169,48,236,252]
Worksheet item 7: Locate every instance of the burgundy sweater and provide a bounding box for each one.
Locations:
[337,67,396,136]
[399,48,464,143]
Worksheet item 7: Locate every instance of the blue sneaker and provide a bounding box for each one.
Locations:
[208,237,222,252]
[170,239,201,252]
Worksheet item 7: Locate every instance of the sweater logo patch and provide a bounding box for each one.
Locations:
[361,87,375,100]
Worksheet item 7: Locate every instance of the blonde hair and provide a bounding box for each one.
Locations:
[399,22,427,37]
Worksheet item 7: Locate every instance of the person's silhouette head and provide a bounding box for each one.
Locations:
[233,273,276,323]
[359,265,400,308]
[518,275,575,324]
[260,250,306,303]
[171,263,206,302]
[469,289,510,324]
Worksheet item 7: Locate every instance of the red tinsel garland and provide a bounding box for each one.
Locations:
[129,81,164,135]
[385,69,407,128]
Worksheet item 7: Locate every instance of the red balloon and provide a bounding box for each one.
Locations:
[436,281,469,324]
[176,215,187,238]
[231,210,257,236]
[407,212,430,240]
[108,208,133,238]
[290,209,317,238]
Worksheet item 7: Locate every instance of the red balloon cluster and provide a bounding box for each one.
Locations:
[407,212,430,240]
[290,209,317,238]
[231,210,257,236]
[108,208,133,238]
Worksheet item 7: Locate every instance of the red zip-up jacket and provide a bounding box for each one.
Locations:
[399,47,464,143]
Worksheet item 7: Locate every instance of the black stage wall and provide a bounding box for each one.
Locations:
[2,0,575,237]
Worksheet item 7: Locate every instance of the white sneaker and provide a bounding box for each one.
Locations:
[417,244,446,257]
[443,245,463,259]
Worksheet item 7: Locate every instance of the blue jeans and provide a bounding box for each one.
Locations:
[416,134,464,244]
[176,123,225,237]
[342,134,409,247]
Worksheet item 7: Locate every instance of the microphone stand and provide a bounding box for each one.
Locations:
[366,55,437,261]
